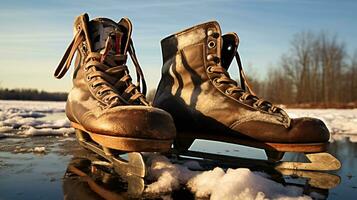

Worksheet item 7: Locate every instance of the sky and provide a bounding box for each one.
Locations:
[0,0,356,92]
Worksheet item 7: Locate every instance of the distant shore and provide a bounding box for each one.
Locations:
[0,88,67,101]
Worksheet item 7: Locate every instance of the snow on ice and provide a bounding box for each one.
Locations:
[33,146,46,153]
[145,154,312,200]
[0,100,73,137]
[1,100,357,199]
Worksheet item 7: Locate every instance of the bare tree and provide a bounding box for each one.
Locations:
[255,31,355,106]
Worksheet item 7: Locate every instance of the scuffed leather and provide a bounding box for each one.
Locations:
[154,21,329,143]
[62,14,176,140]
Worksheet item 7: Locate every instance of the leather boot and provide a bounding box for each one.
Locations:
[153,21,329,143]
[54,13,175,151]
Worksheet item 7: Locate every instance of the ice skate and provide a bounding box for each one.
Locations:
[153,21,340,171]
[54,13,176,177]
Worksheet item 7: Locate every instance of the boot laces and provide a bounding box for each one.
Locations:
[208,51,288,118]
[54,27,149,108]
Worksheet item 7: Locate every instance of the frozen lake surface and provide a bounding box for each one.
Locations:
[0,100,357,199]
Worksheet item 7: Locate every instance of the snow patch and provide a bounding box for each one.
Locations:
[0,100,73,137]
[33,146,46,153]
[187,167,225,197]
[22,127,74,137]
[145,154,200,193]
[0,126,13,133]
[145,155,311,200]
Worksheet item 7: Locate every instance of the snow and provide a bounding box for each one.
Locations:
[204,168,307,200]
[145,154,200,193]
[22,127,74,137]
[145,155,311,200]
[33,146,46,153]
[0,100,73,137]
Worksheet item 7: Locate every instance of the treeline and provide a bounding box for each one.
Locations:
[249,31,357,107]
[0,88,67,101]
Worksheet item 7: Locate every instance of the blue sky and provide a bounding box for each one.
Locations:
[0,0,356,92]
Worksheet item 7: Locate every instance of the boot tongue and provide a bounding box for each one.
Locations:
[221,33,239,70]
[88,18,132,56]
[117,18,133,54]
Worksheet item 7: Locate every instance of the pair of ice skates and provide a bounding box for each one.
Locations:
[54,13,340,178]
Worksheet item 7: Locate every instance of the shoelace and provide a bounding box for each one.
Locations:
[208,50,290,122]
[54,27,149,107]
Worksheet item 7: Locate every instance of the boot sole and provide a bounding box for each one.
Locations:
[72,122,173,152]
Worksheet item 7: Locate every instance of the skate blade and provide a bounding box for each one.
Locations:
[72,122,173,152]
[173,133,341,171]
[75,128,146,178]
[176,132,328,153]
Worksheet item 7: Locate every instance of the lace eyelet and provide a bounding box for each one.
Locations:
[207,66,213,73]
[82,43,87,52]
[97,91,102,96]
[207,30,219,38]
[225,89,232,95]
[91,84,95,89]
[207,55,219,63]
[208,41,216,49]
[207,30,214,36]
[86,76,91,81]
[213,78,221,86]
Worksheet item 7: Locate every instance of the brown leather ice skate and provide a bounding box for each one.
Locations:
[153,21,340,171]
[54,14,176,177]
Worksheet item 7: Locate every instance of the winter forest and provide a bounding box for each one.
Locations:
[249,31,357,106]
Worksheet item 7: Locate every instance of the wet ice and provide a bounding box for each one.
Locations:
[1,100,357,199]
